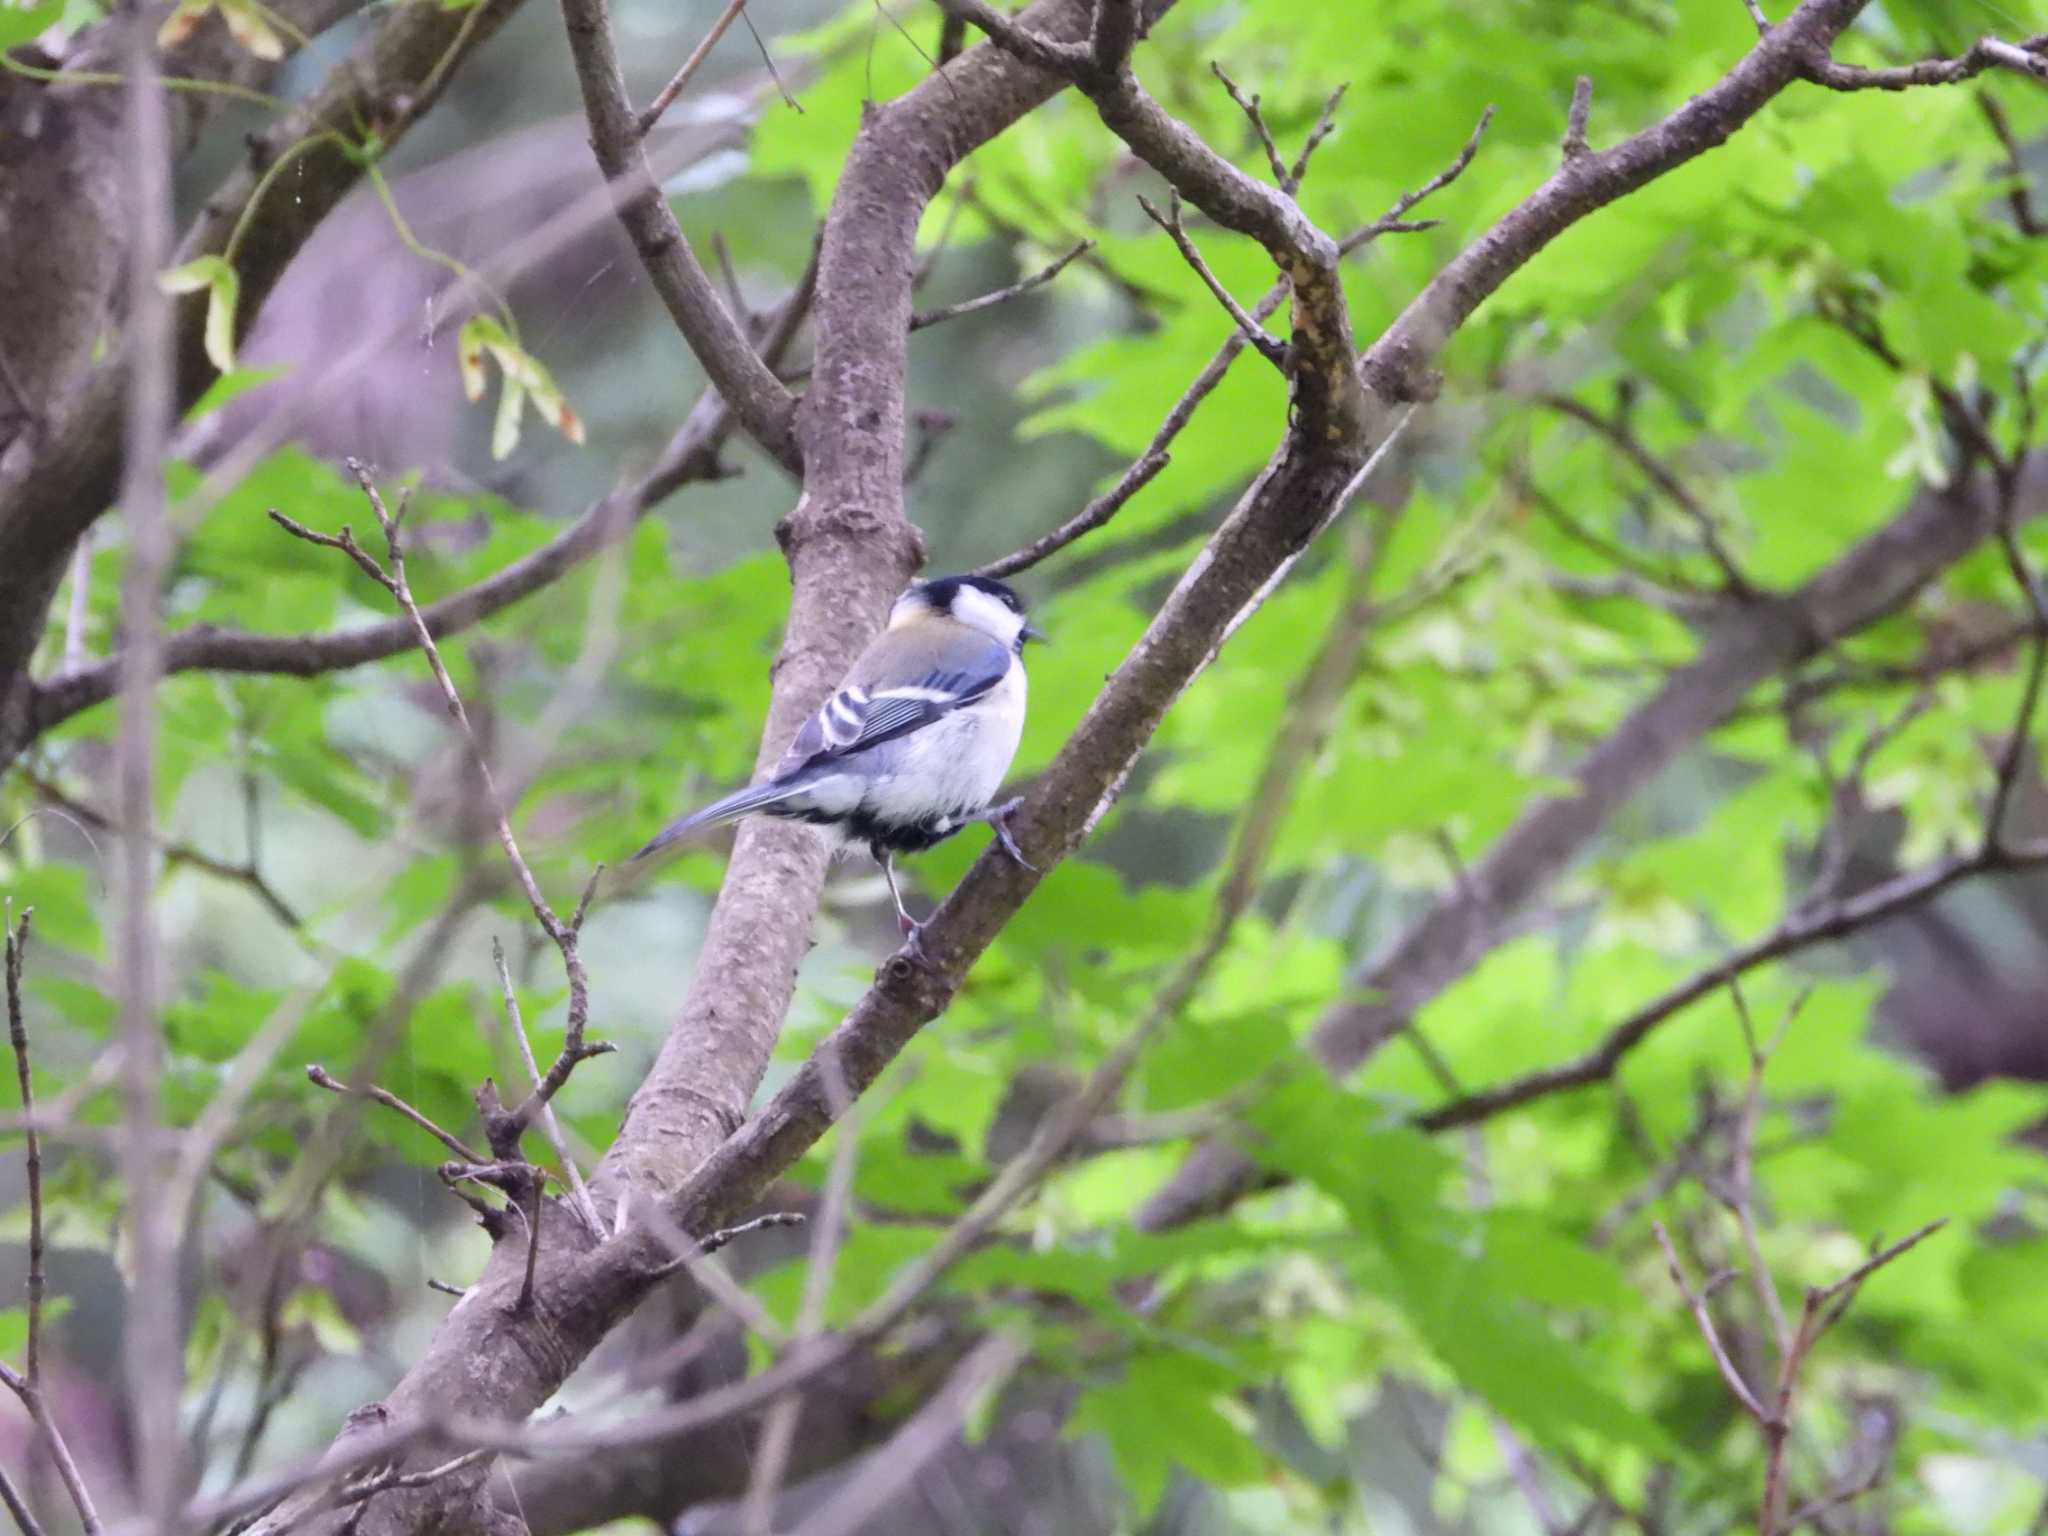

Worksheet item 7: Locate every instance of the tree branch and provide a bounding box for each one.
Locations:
[0,0,530,764]
[558,0,801,472]
[244,8,1166,1534]
[1799,34,2048,90]
[23,273,825,755]
[1358,0,1874,414]
[1139,450,2048,1227]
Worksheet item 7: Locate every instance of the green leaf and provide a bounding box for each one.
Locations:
[1072,1352,1266,1517]
[0,2,63,47]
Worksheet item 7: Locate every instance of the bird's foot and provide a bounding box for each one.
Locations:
[893,917,939,974]
[983,797,1037,872]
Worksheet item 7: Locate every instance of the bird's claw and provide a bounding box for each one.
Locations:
[985,797,1037,872]
[894,919,938,974]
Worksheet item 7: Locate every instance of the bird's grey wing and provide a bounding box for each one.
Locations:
[776,629,1009,777]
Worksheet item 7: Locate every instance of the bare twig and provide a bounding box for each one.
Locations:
[338,1449,497,1508]
[1721,981,1797,1357]
[19,769,306,934]
[306,1065,484,1164]
[1286,84,1348,193]
[1651,1219,1769,1419]
[274,464,612,1169]
[975,111,1489,582]
[1539,392,1753,595]
[1419,827,2048,1130]
[1348,103,1495,247]
[1209,63,1288,186]
[1135,192,1288,367]
[0,1364,101,1536]
[1984,513,2048,853]
[626,1194,795,1348]
[1561,75,1593,159]
[115,14,182,1523]
[927,0,1088,75]
[1801,34,2048,91]
[1757,1221,1947,1532]
[908,241,1093,330]
[516,1172,544,1313]
[741,1064,860,1535]
[1978,91,2045,237]
[4,910,44,1392]
[702,1211,808,1256]
[558,0,800,470]
[491,940,603,1238]
[0,1466,45,1536]
[1743,0,1772,34]
[635,0,749,137]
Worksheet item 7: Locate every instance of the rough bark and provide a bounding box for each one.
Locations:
[246,7,1158,1532]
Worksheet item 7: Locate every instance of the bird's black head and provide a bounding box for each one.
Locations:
[899,574,1046,648]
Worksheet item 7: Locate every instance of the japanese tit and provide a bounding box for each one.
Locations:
[633,574,1044,935]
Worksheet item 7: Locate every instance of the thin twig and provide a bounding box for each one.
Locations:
[20,769,306,934]
[0,1466,44,1536]
[0,1358,100,1536]
[1758,1220,1948,1532]
[1136,192,1287,367]
[337,1447,497,1507]
[1651,1219,1769,1419]
[1983,513,2047,853]
[1208,63,1288,186]
[1419,827,2048,1130]
[1722,980,1797,1358]
[1977,91,2045,237]
[306,1065,485,1164]
[975,113,1484,583]
[635,0,749,137]
[629,1194,796,1347]
[1561,74,1593,159]
[1285,84,1348,193]
[490,939,603,1239]
[114,15,181,1521]
[1800,34,2048,91]
[742,1061,860,1535]
[1539,393,1753,595]
[701,1211,808,1256]
[1347,104,1494,247]
[516,1171,544,1314]
[908,241,1093,330]
[274,466,612,1159]
[4,911,44,1391]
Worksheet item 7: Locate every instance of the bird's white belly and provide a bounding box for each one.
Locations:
[862,663,1026,828]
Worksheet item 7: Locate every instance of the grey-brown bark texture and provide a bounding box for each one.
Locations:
[6,0,2035,1529]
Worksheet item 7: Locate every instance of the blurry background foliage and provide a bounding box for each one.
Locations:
[4,0,2048,1531]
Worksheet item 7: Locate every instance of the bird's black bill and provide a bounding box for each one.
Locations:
[1021,621,1048,644]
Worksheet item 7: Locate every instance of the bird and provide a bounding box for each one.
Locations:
[633,573,1043,941]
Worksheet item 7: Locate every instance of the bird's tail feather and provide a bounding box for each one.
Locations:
[632,780,807,861]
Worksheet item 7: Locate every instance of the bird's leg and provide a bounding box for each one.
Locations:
[874,846,921,938]
[872,846,939,970]
[966,797,1037,872]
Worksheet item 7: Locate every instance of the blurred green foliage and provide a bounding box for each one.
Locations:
[6,0,2048,1529]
